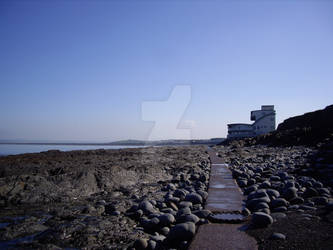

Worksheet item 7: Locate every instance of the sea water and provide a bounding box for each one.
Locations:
[0,144,145,156]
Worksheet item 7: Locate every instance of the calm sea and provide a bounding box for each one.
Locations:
[0,144,145,156]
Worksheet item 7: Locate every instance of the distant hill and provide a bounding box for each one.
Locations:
[108,138,225,146]
[0,138,225,146]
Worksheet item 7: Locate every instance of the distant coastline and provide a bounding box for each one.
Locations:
[0,138,225,156]
[0,138,225,147]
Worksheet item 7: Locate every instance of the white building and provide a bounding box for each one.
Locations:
[227,105,276,139]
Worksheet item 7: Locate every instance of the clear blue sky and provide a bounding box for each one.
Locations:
[1,1,332,141]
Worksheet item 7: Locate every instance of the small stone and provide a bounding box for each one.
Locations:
[179,201,193,208]
[168,202,178,211]
[83,204,96,214]
[173,189,187,199]
[139,200,156,215]
[185,193,203,204]
[238,179,248,187]
[259,181,271,189]
[255,202,269,210]
[176,207,191,217]
[192,209,212,219]
[96,200,106,206]
[158,213,175,226]
[270,233,286,240]
[133,238,148,249]
[96,205,105,215]
[283,187,298,200]
[141,217,160,231]
[111,210,121,216]
[271,198,288,208]
[178,214,200,224]
[160,226,170,236]
[271,212,287,220]
[289,205,299,210]
[318,188,330,196]
[299,205,316,211]
[312,196,329,206]
[270,176,281,182]
[150,234,166,243]
[148,240,157,250]
[248,189,268,200]
[266,189,280,199]
[244,185,258,195]
[303,187,319,198]
[290,197,304,205]
[167,183,176,191]
[197,190,208,200]
[242,208,251,216]
[247,197,271,210]
[272,206,287,213]
[257,208,271,214]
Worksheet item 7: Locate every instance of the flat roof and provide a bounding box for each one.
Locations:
[228,123,252,126]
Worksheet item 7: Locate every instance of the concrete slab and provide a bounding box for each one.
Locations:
[189,224,257,250]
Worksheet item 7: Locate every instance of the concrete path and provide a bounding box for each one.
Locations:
[205,147,244,213]
[189,147,257,250]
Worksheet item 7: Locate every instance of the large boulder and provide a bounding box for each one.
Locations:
[166,222,196,243]
[251,212,273,228]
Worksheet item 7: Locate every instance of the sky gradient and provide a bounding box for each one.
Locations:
[1,1,333,141]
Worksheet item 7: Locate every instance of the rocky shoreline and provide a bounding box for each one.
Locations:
[0,142,332,249]
[215,144,333,249]
[0,146,210,249]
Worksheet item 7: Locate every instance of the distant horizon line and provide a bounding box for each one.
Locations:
[0,138,225,146]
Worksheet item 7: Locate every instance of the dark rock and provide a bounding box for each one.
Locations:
[251,212,273,228]
[192,209,212,219]
[158,213,175,226]
[247,197,271,210]
[271,212,287,220]
[134,238,148,249]
[254,202,269,210]
[283,187,298,200]
[197,190,208,200]
[272,206,287,212]
[173,189,187,199]
[166,222,196,243]
[266,189,280,199]
[178,214,200,224]
[139,200,156,215]
[290,197,304,205]
[259,181,271,189]
[179,201,193,208]
[96,205,105,215]
[270,233,286,240]
[271,198,288,208]
[185,193,203,204]
[148,240,157,250]
[168,202,178,211]
[242,208,251,216]
[160,226,170,236]
[312,196,329,205]
[176,207,191,218]
[303,187,319,198]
